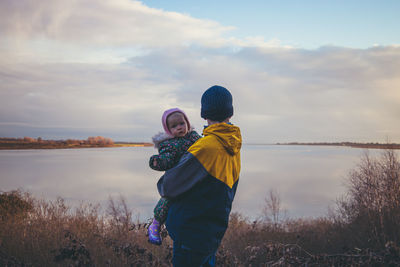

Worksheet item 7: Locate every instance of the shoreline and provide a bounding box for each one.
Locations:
[0,142,153,150]
[275,142,400,150]
[2,138,399,150]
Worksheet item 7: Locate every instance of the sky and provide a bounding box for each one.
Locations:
[1,0,399,143]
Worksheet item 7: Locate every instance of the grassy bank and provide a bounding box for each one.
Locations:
[1,150,400,266]
[0,137,152,150]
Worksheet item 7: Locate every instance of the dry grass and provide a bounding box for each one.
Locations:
[219,149,400,266]
[1,150,400,266]
[0,192,172,266]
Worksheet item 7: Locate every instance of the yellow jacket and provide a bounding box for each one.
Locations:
[157,122,242,253]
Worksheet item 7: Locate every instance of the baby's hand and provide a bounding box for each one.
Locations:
[153,158,157,167]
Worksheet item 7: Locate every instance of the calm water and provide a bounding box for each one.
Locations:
[0,145,374,220]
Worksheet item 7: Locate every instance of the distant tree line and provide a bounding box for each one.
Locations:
[277,142,400,149]
[0,136,114,149]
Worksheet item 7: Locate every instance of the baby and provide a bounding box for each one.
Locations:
[148,108,201,245]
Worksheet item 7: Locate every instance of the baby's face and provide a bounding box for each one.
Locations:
[167,112,189,137]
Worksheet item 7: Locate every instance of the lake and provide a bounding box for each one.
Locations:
[0,145,377,221]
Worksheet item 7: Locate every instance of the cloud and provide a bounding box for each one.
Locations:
[0,61,177,138]
[0,0,232,47]
[0,1,399,142]
[0,0,282,64]
[2,44,400,142]
[125,45,400,142]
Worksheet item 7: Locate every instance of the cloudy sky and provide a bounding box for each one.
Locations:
[1,0,399,143]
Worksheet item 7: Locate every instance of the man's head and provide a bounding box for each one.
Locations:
[201,85,233,122]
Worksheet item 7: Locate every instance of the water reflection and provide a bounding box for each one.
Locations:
[236,145,364,219]
[0,145,368,220]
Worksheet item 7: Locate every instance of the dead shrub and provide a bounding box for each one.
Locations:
[335,150,400,249]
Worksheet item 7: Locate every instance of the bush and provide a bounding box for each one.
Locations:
[0,190,33,220]
[335,149,400,249]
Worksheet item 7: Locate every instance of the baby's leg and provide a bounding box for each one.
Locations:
[148,197,171,245]
[154,197,171,224]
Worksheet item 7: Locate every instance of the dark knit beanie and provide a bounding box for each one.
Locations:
[201,85,233,122]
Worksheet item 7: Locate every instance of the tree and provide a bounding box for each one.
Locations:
[262,189,286,228]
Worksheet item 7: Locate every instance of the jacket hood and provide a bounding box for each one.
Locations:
[203,123,242,155]
[152,126,196,149]
[152,132,173,148]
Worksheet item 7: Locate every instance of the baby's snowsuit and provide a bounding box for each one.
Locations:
[149,130,201,223]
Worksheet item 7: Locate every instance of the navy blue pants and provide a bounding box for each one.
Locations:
[172,242,216,267]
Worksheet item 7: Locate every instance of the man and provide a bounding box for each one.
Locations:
[157,85,242,266]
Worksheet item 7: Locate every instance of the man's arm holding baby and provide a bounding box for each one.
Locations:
[157,150,208,198]
[157,136,215,199]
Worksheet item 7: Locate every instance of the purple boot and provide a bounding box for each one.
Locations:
[148,218,162,245]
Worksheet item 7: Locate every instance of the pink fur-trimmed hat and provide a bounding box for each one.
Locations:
[162,108,191,136]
